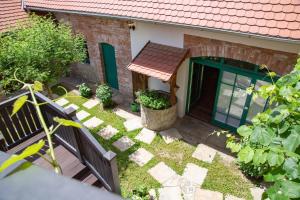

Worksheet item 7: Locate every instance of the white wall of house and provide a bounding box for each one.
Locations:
[130,21,300,118]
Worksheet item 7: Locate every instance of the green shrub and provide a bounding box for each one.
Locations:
[130,185,150,200]
[96,84,112,107]
[238,161,268,179]
[136,90,171,110]
[77,83,92,98]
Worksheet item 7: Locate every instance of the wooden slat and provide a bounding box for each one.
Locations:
[21,103,37,132]
[9,107,26,139]
[0,113,13,145]
[15,109,31,136]
[27,102,42,130]
[0,108,19,142]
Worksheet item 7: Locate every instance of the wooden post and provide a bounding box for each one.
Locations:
[169,73,178,105]
[104,151,121,194]
[132,71,148,97]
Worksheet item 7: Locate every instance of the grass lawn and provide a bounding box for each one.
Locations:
[52,85,255,199]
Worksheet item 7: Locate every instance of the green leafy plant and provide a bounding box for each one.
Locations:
[77,83,92,98]
[130,185,150,200]
[217,59,300,200]
[0,73,82,174]
[0,14,86,97]
[136,90,171,110]
[96,84,113,107]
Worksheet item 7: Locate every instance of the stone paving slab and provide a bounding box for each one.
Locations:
[192,144,217,163]
[250,187,264,200]
[135,128,156,144]
[76,110,91,121]
[225,195,245,200]
[97,125,119,140]
[123,118,143,132]
[83,117,103,129]
[64,103,79,111]
[113,108,139,120]
[148,162,177,184]
[182,163,208,186]
[55,98,69,107]
[194,189,223,200]
[83,99,99,109]
[159,128,183,144]
[158,187,183,200]
[149,189,158,200]
[112,136,135,152]
[129,148,154,166]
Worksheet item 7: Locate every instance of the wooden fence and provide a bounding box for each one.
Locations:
[0,92,120,194]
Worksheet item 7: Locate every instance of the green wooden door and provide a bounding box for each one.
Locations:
[100,43,119,89]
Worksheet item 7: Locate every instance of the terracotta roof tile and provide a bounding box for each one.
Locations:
[0,0,28,32]
[128,42,188,81]
[24,0,300,41]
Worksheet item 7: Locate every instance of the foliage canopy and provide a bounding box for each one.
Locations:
[225,58,300,199]
[0,14,86,94]
[136,90,171,110]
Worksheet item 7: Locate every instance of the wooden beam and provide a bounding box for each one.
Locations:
[169,73,178,105]
[132,71,148,97]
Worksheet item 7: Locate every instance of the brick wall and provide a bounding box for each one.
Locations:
[184,34,298,75]
[55,13,133,96]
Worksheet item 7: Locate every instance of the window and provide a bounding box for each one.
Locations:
[83,40,90,64]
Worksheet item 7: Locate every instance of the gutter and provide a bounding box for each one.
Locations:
[23,5,300,45]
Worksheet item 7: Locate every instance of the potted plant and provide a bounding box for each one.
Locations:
[77,83,92,98]
[96,84,113,108]
[130,102,140,112]
[136,90,177,131]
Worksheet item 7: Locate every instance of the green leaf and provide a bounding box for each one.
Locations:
[278,121,290,134]
[237,146,254,163]
[226,141,241,153]
[53,117,82,128]
[282,158,300,179]
[33,81,43,92]
[11,95,28,116]
[282,126,300,152]
[267,151,284,167]
[237,125,252,138]
[264,169,285,182]
[250,126,274,146]
[280,180,300,198]
[267,71,277,78]
[0,140,45,172]
[253,149,267,166]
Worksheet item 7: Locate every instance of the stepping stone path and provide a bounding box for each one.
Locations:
[159,187,183,200]
[135,128,156,144]
[83,117,103,129]
[148,162,177,184]
[182,163,208,186]
[225,195,245,200]
[112,136,135,152]
[129,148,154,166]
[113,108,138,120]
[83,99,99,109]
[64,104,79,111]
[97,125,119,140]
[192,144,217,163]
[159,128,183,144]
[194,189,223,200]
[76,110,90,121]
[123,118,143,132]
[250,187,264,200]
[55,98,69,107]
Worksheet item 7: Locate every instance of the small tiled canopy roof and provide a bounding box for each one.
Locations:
[128,42,188,82]
[0,0,28,32]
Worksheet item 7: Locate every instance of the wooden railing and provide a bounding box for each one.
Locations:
[0,92,120,194]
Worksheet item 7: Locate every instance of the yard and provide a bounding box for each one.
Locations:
[52,85,256,200]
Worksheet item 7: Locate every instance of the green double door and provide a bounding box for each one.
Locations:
[187,58,272,131]
[213,71,269,130]
[100,43,119,89]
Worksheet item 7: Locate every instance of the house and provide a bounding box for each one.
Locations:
[22,0,300,130]
[0,0,28,32]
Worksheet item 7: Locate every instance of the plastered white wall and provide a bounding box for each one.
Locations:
[130,21,300,117]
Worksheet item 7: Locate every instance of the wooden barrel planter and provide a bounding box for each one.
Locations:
[140,91,177,131]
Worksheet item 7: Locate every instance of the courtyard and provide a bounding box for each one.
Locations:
[52,84,262,200]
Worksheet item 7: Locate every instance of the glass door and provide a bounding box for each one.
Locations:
[214,71,252,129]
